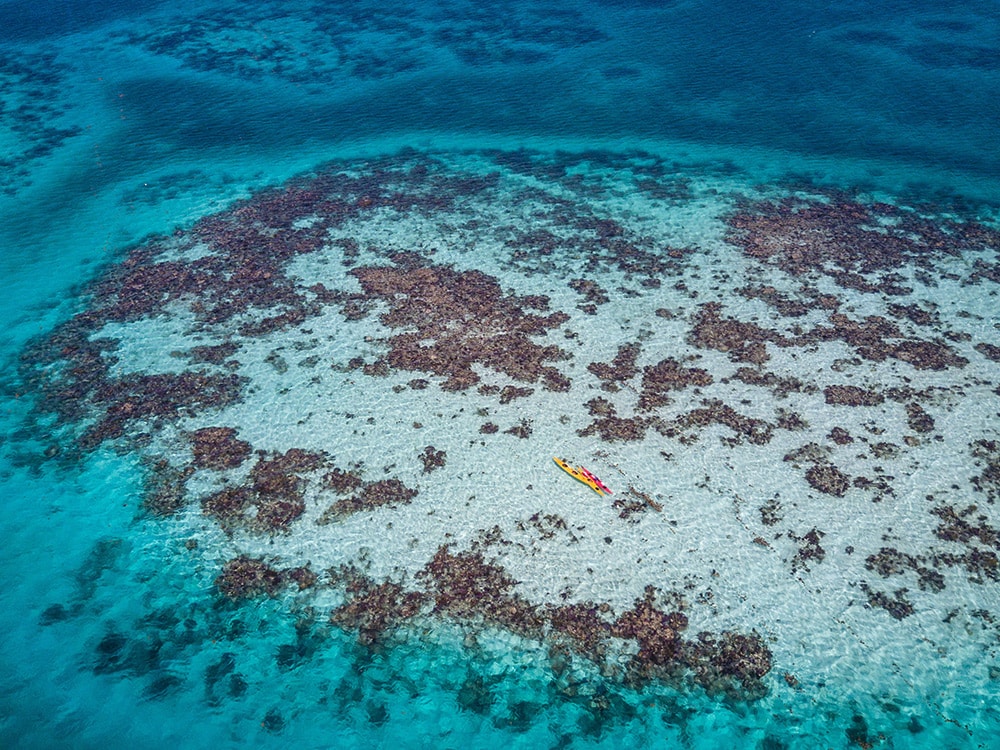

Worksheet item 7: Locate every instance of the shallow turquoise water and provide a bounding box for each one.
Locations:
[2,1,999,748]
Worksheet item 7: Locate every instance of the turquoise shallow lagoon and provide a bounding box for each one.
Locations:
[1,2,999,748]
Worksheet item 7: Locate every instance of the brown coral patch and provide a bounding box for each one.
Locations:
[188,341,241,365]
[775,409,808,431]
[318,541,772,698]
[419,445,447,473]
[319,478,418,521]
[200,449,326,534]
[887,302,939,327]
[578,404,651,442]
[975,342,1000,362]
[724,193,993,292]
[759,496,783,526]
[613,486,664,520]
[190,426,252,470]
[736,284,813,317]
[81,371,247,449]
[970,440,1000,503]
[905,403,935,434]
[695,631,774,692]
[201,487,253,533]
[547,602,611,657]
[587,343,641,391]
[350,261,570,392]
[804,463,851,496]
[611,589,687,667]
[690,302,966,376]
[503,419,533,439]
[255,494,307,533]
[286,566,318,590]
[791,528,826,572]
[864,548,945,593]
[932,504,1000,549]
[824,385,885,407]
[251,449,324,504]
[611,587,772,693]
[828,427,854,445]
[729,368,814,399]
[142,458,192,516]
[638,357,712,410]
[321,467,363,494]
[688,303,788,363]
[418,545,544,638]
[662,399,774,446]
[215,556,286,600]
[498,385,534,404]
[330,575,427,645]
[860,584,914,620]
[805,313,967,371]
[568,278,610,312]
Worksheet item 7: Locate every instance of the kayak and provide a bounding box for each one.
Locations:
[553,457,612,495]
[579,465,613,496]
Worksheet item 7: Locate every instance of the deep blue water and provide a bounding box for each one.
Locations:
[1,1,998,747]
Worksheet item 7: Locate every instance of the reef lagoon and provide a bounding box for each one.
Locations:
[2,2,999,748]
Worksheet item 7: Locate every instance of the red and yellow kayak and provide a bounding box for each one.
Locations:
[553,457,613,495]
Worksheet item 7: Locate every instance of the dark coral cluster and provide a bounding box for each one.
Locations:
[579,390,778,448]
[726,192,1000,292]
[16,305,246,452]
[666,399,774,447]
[612,486,664,521]
[494,159,700,283]
[790,528,827,573]
[569,278,610,314]
[318,479,419,522]
[418,545,545,638]
[824,384,885,407]
[859,584,915,621]
[142,458,193,516]
[579,345,735,443]
[86,371,247,450]
[859,489,1000,619]
[419,445,447,473]
[803,463,852,497]
[688,302,784,365]
[587,343,641,391]
[202,448,327,534]
[190,426,252,469]
[330,575,426,646]
[970,440,1000,503]
[578,398,650,442]
[215,555,318,600]
[639,357,713,410]
[327,549,772,697]
[349,259,571,392]
[865,547,945,593]
[690,301,968,372]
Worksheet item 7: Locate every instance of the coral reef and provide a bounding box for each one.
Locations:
[190,427,252,470]
[419,445,447,473]
[350,260,570,392]
[319,479,419,522]
[15,149,1000,723]
[327,550,773,697]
